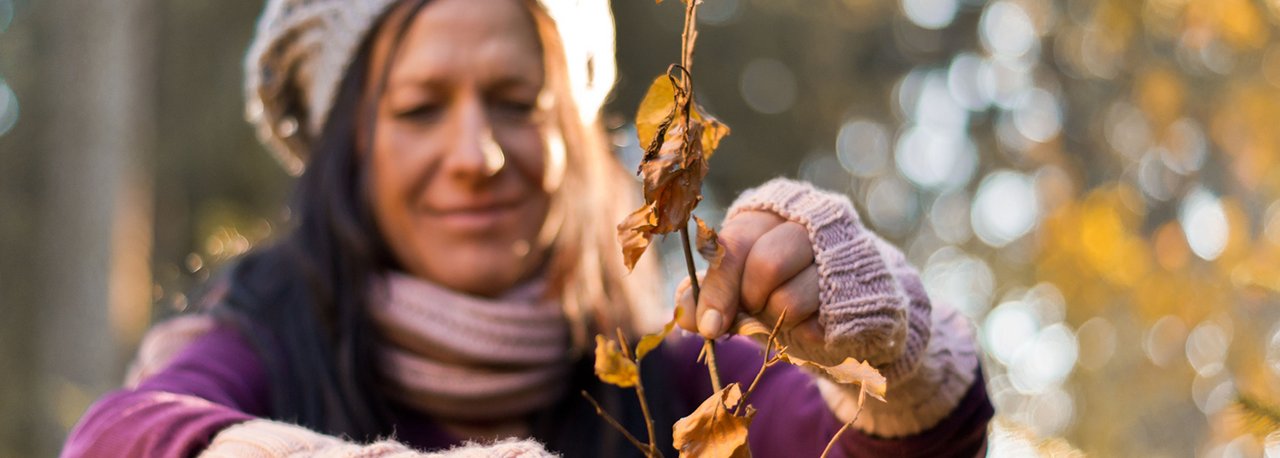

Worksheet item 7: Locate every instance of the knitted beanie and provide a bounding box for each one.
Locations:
[244,0,617,174]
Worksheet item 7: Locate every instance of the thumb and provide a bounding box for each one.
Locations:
[695,211,782,338]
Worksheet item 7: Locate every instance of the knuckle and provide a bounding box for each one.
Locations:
[747,246,783,282]
[718,231,753,261]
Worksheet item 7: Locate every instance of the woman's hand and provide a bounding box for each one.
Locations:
[675,210,824,347]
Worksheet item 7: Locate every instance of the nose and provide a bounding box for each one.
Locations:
[442,95,505,182]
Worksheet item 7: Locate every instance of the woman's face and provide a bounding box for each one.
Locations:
[365,0,561,297]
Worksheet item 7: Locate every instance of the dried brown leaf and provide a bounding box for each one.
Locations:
[642,119,707,234]
[617,203,659,271]
[692,108,730,159]
[636,307,683,361]
[782,355,887,405]
[672,383,754,458]
[693,215,725,268]
[621,73,729,272]
[594,335,639,388]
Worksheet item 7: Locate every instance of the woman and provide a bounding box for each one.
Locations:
[64,0,992,456]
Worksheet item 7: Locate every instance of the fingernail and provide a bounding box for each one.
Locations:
[698,309,724,338]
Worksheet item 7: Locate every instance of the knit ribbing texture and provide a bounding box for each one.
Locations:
[200,419,555,457]
[368,271,572,423]
[728,178,978,438]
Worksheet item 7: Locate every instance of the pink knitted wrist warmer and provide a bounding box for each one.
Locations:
[727,178,927,380]
[727,178,979,437]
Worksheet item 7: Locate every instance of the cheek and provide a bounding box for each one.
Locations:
[494,125,548,187]
[367,125,437,263]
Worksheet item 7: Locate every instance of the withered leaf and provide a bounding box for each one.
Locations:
[636,75,678,151]
[620,72,730,272]
[691,108,730,159]
[693,215,725,269]
[672,383,754,458]
[636,307,683,361]
[823,358,888,404]
[643,120,707,234]
[730,315,771,339]
[617,203,659,271]
[783,355,887,405]
[594,335,639,388]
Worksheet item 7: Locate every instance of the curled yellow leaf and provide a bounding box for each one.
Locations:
[783,355,887,405]
[637,307,684,361]
[692,108,730,159]
[636,75,678,151]
[593,335,639,388]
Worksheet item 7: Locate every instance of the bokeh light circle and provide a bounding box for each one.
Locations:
[971,170,1040,247]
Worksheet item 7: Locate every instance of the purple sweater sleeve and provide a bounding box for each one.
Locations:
[63,324,270,458]
[667,334,992,458]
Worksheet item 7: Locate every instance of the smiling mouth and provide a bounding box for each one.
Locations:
[428,199,523,214]
[424,199,524,230]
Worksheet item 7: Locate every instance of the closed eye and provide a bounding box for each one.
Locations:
[488,97,543,124]
[395,103,444,122]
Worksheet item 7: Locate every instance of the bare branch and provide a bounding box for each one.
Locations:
[735,308,789,416]
[820,407,864,458]
[582,390,650,454]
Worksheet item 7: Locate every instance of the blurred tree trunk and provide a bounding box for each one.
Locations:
[33,0,156,453]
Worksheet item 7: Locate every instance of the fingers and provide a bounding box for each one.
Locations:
[740,222,813,314]
[761,265,820,331]
[696,211,784,339]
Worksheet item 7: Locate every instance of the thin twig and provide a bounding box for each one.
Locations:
[681,226,722,394]
[679,0,697,76]
[820,408,863,458]
[617,329,659,456]
[735,309,788,416]
[633,375,659,457]
[616,328,634,359]
[704,339,723,393]
[582,390,649,454]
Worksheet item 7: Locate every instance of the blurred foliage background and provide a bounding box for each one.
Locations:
[3,0,1280,455]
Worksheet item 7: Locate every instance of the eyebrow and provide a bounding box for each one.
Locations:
[387,71,541,93]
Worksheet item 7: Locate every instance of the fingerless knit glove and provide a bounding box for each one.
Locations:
[727,178,979,438]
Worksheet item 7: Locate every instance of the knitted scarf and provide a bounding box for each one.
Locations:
[367,271,572,423]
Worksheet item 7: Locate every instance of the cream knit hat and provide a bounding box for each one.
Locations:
[243,0,618,175]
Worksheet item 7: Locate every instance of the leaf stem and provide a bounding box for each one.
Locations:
[633,373,660,457]
[679,0,697,77]
[820,408,863,458]
[735,309,788,416]
[680,226,722,394]
[616,329,660,457]
[582,390,650,454]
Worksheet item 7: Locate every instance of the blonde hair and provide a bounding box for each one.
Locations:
[526,1,663,350]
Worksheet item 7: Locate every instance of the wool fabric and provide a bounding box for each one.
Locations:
[727,178,976,437]
[367,271,572,423]
[200,419,554,457]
